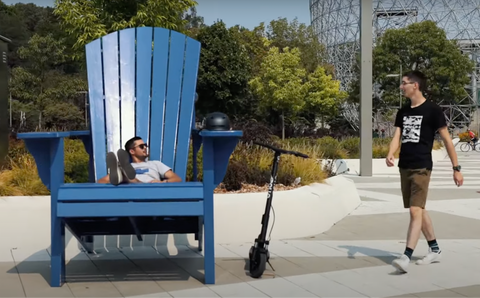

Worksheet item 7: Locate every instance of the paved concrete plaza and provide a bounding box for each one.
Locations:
[1,147,480,297]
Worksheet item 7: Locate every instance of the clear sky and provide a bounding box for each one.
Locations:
[2,0,311,29]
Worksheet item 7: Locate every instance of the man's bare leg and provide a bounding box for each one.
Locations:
[416,209,442,265]
[392,206,423,273]
[392,169,433,273]
[421,209,436,241]
[406,206,423,250]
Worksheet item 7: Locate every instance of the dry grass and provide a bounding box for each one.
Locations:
[0,154,49,196]
[0,135,444,195]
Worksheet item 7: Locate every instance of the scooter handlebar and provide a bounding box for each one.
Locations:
[253,141,309,158]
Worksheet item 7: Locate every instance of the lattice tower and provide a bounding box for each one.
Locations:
[310,0,480,131]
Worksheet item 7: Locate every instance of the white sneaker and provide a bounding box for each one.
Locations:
[416,248,441,265]
[392,254,410,273]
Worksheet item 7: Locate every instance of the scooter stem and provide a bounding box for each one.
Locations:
[258,152,281,242]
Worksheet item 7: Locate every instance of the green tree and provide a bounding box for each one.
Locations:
[304,66,347,120]
[249,46,308,140]
[373,20,474,106]
[9,34,86,130]
[264,18,329,75]
[230,23,269,76]
[195,21,253,119]
[53,0,197,60]
[0,1,30,68]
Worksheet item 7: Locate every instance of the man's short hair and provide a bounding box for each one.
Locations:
[403,70,427,92]
[125,136,142,151]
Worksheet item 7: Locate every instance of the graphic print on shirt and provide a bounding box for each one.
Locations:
[135,168,149,174]
[402,115,423,143]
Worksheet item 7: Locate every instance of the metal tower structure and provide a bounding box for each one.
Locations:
[310,0,480,131]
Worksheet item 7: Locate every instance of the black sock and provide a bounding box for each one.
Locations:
[404,247,414,260]
[428,239,440,253]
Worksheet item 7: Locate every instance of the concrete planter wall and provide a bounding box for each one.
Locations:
[0,175,361,257]
[323,138,458,176]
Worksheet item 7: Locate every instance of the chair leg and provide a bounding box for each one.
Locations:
[203,214,215,284]
[50,217,66,287]
[198,217,203,252]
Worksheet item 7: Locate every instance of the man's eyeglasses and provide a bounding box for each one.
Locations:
[135,143,148,150]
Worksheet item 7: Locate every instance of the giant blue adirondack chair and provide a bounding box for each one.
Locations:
[16,27,242,287]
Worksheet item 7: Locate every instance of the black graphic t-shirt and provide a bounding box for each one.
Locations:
[394,100,446,170]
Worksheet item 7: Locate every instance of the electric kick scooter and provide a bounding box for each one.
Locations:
[248,141,309,278]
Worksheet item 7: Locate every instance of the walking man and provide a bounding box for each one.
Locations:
[386,70,463,273]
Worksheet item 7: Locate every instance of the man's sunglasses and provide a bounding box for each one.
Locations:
[135,143,148,149]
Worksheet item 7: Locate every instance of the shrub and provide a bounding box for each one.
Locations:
[0,154,49,196]
[0,135,331,195]
[434,140,443,150]
[340,137,360,158]
[64,139,90,183]
[231,119,276,144]
[0,138,91,195]
[315,136,349,159]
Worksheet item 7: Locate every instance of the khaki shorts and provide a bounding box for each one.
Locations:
[399,168,432,208]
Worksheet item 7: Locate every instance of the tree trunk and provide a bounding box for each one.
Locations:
[281,111,285,140]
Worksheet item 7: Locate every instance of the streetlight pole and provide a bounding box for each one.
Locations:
[359,0,373,176]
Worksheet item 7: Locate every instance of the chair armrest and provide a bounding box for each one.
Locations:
[16,130,90,139]
[198,130,243,138]
[195,129,243,187]
[15,131,89,191]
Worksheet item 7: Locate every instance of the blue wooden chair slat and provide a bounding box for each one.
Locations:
[58,201,204,217]
[119,28,136,149]
[175,37,201,180]
[162,31,187,170]
[149,28,170,161]
[102,31,122,154]
[136,27,154,143]
[86,39,107,180]
[15,27,243,287]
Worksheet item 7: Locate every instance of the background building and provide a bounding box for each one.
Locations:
[310,0,480,132]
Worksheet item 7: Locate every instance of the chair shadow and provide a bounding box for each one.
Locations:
[6,231,205,285]
[337,245,421,275]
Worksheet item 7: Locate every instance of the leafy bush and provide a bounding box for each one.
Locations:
[2,136,327,195]
[64,139,90,183]
[315,136,349,159]
[0,154,49,196]
[221,141,325,191]
[1,134,445,195]
[0,138,90,195]
[340,137,360,158]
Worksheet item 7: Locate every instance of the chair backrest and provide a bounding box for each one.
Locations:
[85,27,201,181]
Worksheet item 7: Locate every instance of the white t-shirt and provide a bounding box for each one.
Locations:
[131,160,171,183]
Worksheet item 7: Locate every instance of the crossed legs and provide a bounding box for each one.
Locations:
[97,149,139,185]
[392,168,441,273]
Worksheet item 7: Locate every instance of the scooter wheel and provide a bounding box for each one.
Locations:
[249,251,267,278]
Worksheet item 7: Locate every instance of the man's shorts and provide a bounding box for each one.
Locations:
[399,168,432,208]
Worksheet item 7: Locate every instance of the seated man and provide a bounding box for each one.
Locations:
[97,136,182,185]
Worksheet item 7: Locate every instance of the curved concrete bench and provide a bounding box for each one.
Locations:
[0,175,361,259]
